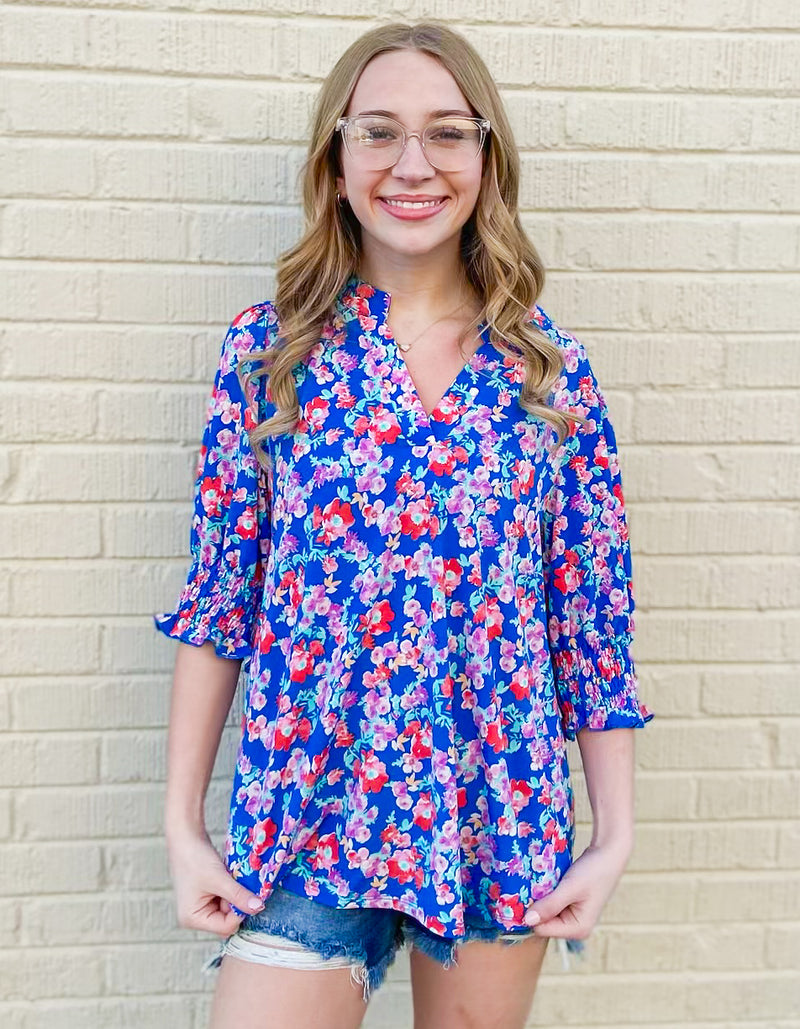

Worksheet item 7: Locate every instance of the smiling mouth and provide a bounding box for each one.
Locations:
[381,198,447,209]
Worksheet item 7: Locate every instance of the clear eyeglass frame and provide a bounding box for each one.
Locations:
[335,115,491,172]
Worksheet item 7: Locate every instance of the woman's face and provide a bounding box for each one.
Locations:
[335,50,484,268]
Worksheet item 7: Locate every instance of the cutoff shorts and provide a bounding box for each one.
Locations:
[206,883,585,1002]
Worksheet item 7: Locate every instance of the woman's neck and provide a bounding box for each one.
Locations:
[357,247,478,320]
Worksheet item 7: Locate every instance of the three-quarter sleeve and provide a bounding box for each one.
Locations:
[540,332,654,741]
[153,310,271,664]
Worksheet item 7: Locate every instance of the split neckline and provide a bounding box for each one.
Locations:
[337,275,497,437]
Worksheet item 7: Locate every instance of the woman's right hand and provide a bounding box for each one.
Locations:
[167,829,265,937]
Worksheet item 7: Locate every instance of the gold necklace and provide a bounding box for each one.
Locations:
[393,299,472,353]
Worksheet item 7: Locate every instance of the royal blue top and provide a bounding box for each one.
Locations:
[154,275,653,942]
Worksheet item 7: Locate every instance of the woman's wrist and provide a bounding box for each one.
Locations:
[165,804,208,845]
[589,827,634,862]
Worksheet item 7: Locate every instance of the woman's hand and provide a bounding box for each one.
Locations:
[523,841,632,939]
[167,829,265,938]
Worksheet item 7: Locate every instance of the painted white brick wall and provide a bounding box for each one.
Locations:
[1,1,798,1026]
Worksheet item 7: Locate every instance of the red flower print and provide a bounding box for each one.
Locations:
[511,459,535,499]
[334,721,355,748]
[310,832,340,871]
[199,476,227,518]
[332,382,355,408]
[485,718,509,753]
[395,471,425,497]
[367,405,402,445]
[235,507,258,540]
[386,848,423,886]
[492,893,525,928]
[355,750,389,793]
[303,396,330,432]
[474,597,504,640]
[274,704,312,749]
[312,498,355,545]
[431,393,462,424]
[510,779,534,813]
[410,723,432,761]
[289,639,325,683]
[399,498,438,540]
[247,817,277,870]
[543,818,568,852]
[569,453,592,485]
[428,441,468,477]
[441,558,463,596]
[553,551,584,595]
[359,599,395,648]
[257,621,276,654]
[509,667,531,700]
[381,824,399,845]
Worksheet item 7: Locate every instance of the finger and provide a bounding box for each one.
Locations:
[529,905,588,939]
[201,907,246,938]
[524,888,575,926]
[216,873,265,915]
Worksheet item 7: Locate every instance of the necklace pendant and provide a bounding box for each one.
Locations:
[397,342,412,352]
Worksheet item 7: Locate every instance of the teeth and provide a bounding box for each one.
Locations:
[384,199,442,209]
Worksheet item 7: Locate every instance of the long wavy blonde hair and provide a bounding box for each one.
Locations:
[241,21,579,468]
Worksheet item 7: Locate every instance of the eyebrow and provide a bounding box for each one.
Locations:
[355,108,474,118]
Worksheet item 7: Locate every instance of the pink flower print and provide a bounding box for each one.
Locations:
[403,598,428,629]
[412,793,435,831]
[215,391,241,427]
[391,780,414,811]
[363,689,391,720]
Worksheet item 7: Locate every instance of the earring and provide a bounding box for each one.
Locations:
[336,191,347,206]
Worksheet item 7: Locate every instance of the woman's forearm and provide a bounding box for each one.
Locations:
[165,641,242,841]
[576,726,636,856]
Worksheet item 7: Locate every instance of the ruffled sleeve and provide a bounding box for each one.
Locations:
[153,305,273,665]
[540,326,654,741]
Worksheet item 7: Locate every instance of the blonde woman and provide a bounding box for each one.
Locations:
[155,21,654,1029]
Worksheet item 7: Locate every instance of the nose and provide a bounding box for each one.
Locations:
[391,133,435,179]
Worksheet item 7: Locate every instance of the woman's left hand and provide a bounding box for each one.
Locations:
[523,840,632,939]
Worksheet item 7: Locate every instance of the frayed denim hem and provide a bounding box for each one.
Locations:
[199,921,401,1004]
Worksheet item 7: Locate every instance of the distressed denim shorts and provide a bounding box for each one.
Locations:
[206,883,585,1002]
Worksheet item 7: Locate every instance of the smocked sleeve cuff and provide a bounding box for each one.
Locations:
[153,563,261,663]
[552,635,655,741]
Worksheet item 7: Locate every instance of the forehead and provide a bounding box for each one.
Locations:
[346,49,471,117]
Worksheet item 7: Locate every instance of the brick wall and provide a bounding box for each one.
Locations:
[1,1,798,1026]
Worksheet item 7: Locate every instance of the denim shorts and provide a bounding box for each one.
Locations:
[206,884,585,1002]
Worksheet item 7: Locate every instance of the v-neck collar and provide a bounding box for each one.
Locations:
[335,274,496,442]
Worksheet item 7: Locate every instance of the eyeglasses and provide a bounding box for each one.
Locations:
[335,115,490,172]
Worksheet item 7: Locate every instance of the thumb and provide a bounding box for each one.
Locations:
[524,886,569,926]
[218,872,265,915]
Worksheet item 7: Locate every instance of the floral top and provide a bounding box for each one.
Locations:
[154,275,653,943]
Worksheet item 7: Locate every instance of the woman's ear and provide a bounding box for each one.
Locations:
[335,174,346,197]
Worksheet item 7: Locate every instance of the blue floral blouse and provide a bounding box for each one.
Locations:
[154,275,653,944]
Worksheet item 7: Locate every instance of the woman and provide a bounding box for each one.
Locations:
[155,21,654,1029]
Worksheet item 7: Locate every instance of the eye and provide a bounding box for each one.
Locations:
[353,119,400,146]
[430,125,467,141]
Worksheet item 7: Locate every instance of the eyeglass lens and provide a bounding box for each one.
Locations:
[342,117,485,170]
